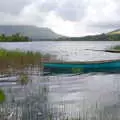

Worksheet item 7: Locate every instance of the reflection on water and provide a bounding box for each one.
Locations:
[0,68,50,120]
[0,69,120,119]
[45,73,120,119]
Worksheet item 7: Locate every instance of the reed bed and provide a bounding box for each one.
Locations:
[0,48,51,73]
[108,45,120,51]
[112,45,120,50]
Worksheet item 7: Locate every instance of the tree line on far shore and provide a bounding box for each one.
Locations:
[0,33,31,42]
[56,34,120,41]
[1,32,120,42]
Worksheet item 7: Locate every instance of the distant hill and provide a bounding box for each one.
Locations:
[56,29,120,41]
[0,25,120,41]
[108,29,120,35]
[0,25,61,40]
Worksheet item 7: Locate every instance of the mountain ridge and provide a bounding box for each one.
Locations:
[0,25,62,40]
[0,25,120,41]
[107,29,120,35]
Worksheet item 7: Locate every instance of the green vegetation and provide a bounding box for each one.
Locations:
[0,89,6,103]
[56,33,120,41]
[72,68,83,74]
[0,48,50,72]
[109,45,120,51]
[0,33,30,42]
[112,45,120,50]
[108,29,120,35]
[109,31,120,35]
[18,73,29,85]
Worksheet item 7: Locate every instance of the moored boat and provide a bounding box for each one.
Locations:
[43,59,120,75]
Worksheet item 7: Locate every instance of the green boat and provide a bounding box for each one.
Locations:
[43,59,120,75]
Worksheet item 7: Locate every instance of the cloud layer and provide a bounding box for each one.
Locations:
[0,0,120,36]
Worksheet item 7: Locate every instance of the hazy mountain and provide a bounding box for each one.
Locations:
[56,28,120,41]
[0,25,61,40]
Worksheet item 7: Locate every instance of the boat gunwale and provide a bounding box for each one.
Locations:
[43,59,120,64]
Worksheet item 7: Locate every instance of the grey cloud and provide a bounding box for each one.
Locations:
[0,0,120,36]
[55,0,87,21]
[87,21,120,34]
[38,0,58,12]
[0,0,88,22]
[0,0,31,14]
[85,0,120,33]
[33,0,87,21]
[89,22,120,29]
[0,12,18,24]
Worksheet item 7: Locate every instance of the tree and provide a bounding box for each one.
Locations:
[0,33,30,42]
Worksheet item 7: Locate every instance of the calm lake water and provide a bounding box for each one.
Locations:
[1,41,120,119]
[1,41,120,61]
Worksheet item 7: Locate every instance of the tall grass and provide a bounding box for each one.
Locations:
[108,45,120,51]
[112,45,120,50]
[0,48,50,73]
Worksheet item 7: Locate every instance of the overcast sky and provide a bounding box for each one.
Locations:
[0,0,120,36]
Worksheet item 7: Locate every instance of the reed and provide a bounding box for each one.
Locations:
[0,48,50,73]
[0,89,5,103]
[110,45,120,51]
[18,73,30,85]
[112,45,120,50]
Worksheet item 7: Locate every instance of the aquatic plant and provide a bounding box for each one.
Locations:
[72,68,83,74]
[18,73,30,85]
[112,45,120,50]
[0,48,51,73]
[0,89,5,103]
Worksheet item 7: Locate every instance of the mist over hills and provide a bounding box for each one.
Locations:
[0,25,120,41]
[57,28,120,41]
[0,25,62,40]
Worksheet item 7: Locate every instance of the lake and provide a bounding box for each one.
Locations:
[1,41,120,120]
[1,41,120,61]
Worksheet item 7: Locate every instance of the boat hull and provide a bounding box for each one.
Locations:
[43,60,120,75]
